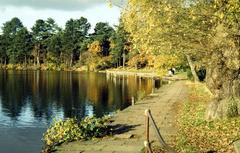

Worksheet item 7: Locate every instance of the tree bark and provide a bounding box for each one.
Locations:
[70,53,73,67]
[24,55,27,67]
[79,52,82,64]
[205,51,240,120]
[4,57,7,66]
[36,55,40,66]
[123,52,126,69]
[36,44,40,66]
[186,54,199,82]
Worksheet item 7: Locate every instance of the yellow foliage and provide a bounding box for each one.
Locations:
[127,53,148,68]
[88,41,102,55]
[154,55,182,70]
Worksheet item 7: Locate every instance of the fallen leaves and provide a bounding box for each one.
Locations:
[176,83,240,153]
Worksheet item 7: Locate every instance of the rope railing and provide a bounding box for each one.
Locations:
[144,109,177,153]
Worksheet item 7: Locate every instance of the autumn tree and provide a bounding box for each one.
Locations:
[204,0,240,119]
[92,22,114,56]
[121,0,240,119]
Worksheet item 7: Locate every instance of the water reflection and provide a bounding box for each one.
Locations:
[0,70,164,153]
[0,71,162,127]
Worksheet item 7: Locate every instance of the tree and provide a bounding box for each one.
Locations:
[47,32,62,64]
[62,17,91,67]
[79,38,91,63]
[204,0,240,119]
[14,27,32,64]
[110,23,129,68]
[92,22,114,56]
[0,35,7,65]
[32,19,47,65]
[32,18,59,65]
[122,0,240,119]
[2,17,24,64]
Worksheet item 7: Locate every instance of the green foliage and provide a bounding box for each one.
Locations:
[42,116,111,152]
[110,22,129,68]
[62,17,91,66]
[78,116,110,138]
[43,118,80,147]
[0,13,134,72]
[1,17,27,64]
[186,69,193,81]
[0,35,7,64]
[47,33,62,64]
[92,22,114,57]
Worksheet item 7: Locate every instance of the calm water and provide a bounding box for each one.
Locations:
[0,70,161,153]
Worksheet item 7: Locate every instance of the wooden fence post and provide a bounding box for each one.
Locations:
[145,109,150,153]
[132,97,135,106]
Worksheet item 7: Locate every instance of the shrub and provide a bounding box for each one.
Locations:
[186,69,193,80]
[42,116,111,153]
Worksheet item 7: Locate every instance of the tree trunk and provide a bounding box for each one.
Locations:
[28,58,31,65]
[70,53,73,67]
[0,59,2,68]
[205,51,240,120]
[79,52,82,64]
[37,55,40,66]
[118,59,121,68]
[186,54,199,82]
[4,57,7,66]
[24,55,27,67]
[123,52,126,69]
[36,44,41,66]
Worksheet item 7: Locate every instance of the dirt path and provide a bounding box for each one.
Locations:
[56,81,188,153]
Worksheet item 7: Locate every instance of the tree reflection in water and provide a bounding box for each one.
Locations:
[0,70,161,127]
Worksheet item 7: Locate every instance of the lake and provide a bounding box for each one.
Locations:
[0,70,161,153]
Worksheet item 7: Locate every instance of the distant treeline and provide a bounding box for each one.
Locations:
[0,17,129,70]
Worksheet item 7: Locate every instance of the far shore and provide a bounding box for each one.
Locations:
[0,64,187,81]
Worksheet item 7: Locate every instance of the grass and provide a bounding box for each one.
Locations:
[176,82,240,153]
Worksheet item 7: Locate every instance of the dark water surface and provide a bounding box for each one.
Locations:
[0,70,161,153]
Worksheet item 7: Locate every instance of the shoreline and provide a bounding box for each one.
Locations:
[105,69,188,81]
[0,65,187,81]
[55,80,188,153]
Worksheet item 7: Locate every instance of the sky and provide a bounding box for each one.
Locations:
[0,0,122,33]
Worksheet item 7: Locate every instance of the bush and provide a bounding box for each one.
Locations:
[186,69,193,80]
[42,116,111,153]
